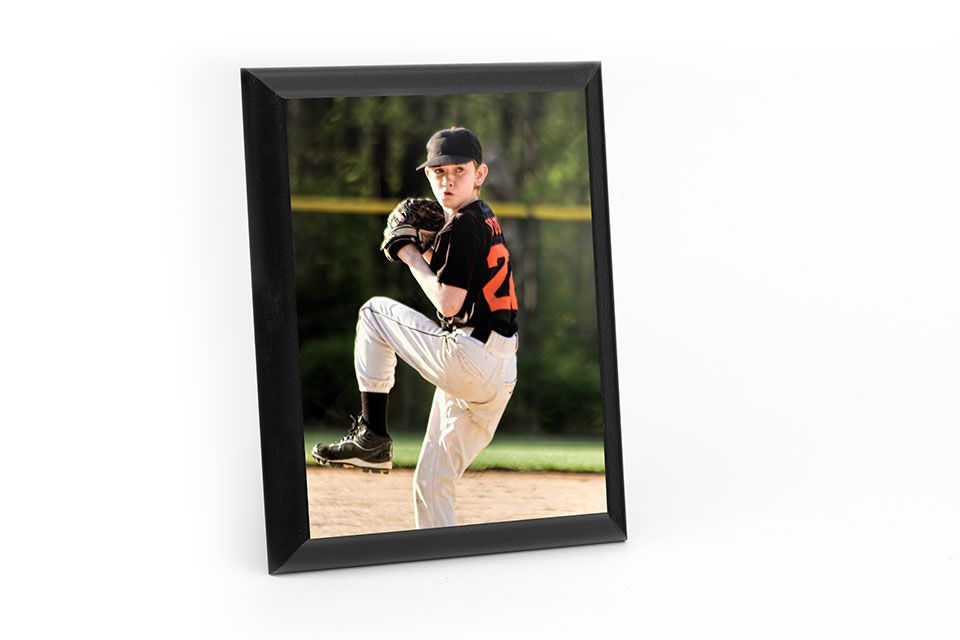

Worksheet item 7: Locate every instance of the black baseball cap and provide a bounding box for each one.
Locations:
[416,127,483,169]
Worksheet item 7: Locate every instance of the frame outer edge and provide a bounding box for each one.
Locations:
[248,61,601,98]
[241,62,625,574]
[274,513,625,574]
[585,65,627,537]
[241,70,311,574]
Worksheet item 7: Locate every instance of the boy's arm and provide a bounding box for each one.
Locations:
[397,244,467,317]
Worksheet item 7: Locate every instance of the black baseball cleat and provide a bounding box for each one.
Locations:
[311,415,393,473]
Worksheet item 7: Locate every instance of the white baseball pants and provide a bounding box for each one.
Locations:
[354,296,518,528]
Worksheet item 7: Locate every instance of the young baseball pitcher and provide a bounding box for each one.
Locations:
[311,127,520,529]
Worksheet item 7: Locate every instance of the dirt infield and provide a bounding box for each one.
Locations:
[307,467,607,539]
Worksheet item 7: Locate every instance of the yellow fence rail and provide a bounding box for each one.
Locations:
[290,196,591,222]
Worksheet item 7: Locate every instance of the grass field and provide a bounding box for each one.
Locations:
[304,428,605,473]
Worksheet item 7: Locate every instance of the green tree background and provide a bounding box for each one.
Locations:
[286,92,601,435]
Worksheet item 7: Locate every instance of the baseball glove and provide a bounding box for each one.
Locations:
[380,198,446,262]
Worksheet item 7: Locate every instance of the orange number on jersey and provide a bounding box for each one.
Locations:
[483,244,519,312]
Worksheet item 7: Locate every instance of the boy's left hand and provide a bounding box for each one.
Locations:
[380,197,445,262]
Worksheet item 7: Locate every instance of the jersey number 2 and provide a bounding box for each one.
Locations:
[483,244,519,312]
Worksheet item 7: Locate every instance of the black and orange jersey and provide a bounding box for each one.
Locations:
[429,199,519,338]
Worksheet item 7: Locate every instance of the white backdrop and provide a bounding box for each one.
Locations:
[3,1,958,638]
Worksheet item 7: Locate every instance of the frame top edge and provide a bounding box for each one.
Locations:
[242,61,599,74]
[240,61,600,98]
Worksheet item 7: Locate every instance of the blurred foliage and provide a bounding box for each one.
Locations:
[287,92,603,435]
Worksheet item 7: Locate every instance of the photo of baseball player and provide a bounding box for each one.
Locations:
[286,92,606,537]
[310,127,520,528]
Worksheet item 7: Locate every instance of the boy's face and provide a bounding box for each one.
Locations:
[424,162,488,211]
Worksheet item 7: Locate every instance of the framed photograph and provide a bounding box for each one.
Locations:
[241,62,625,574]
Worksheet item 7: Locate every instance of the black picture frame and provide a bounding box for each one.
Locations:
[241,62,625,574]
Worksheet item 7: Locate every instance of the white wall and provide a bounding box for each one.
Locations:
[3,2,958,637]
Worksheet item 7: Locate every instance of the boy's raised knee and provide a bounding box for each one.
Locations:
[359,296,392,316]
